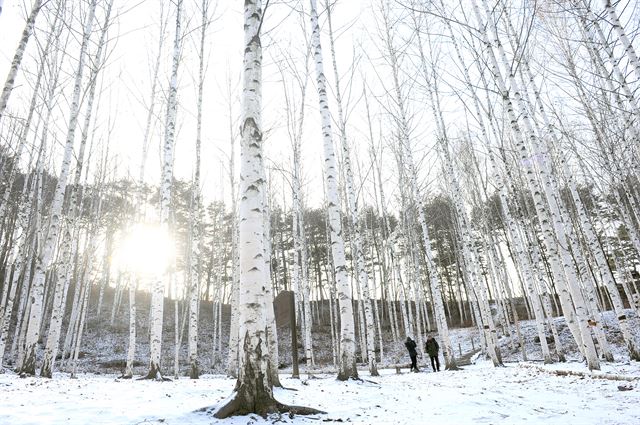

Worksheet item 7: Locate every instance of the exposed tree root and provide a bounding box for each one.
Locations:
[200,387,325,419]
[137,371,172,382]
[358,378,380,385]
[337,370,359,381]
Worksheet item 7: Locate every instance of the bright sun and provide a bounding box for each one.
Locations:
[112,224,176,276]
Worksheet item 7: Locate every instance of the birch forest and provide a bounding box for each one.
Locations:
[0,0,640,421]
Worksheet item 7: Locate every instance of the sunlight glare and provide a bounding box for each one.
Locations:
[112,224,175,276]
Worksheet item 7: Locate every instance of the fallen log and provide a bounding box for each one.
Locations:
[519,363,639,382]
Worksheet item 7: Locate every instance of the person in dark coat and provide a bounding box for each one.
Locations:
[405,337,419,372]
[425,336,440,372]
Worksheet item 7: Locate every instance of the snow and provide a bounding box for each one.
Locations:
[1,361,638,425]
[3,309,639,424]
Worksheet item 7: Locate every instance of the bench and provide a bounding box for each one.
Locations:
[390,363,412,374]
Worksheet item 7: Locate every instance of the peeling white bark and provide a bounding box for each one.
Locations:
[309,0,358,380]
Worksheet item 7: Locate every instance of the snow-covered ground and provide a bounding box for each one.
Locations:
[1,360,638,425]
[2,309,639,424]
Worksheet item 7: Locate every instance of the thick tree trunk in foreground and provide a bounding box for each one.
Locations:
[213,0,323,418]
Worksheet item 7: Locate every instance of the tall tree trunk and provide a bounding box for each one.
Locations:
[214,2,322,417]
[601,0,640,82]
[19,0,98,375]
[472,0,600,369]
[308,0,358,380]
[147,0,182,380]
[123,280,137,378]
[40,0,112,378]
[324,0,377,377]
[0,0,43,119]
[188,0,211,381]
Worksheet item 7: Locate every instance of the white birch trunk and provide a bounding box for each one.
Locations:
[188,0,210,381]
[262,180,281,386]
[308,0,357,380]
[137,4,167,203]
[324,0,377,377]
[292,137,314,372]
[148,0,182,380]
[602,0,640,82]
[302,213,315,370]
[473,0,600,369]
[70,269,91,379]
[173,288,180,379]
[19,0,97,375]
[0,0,43,118]
[123,279,137,378]
[226,80,240,378]
[214,1,307,416]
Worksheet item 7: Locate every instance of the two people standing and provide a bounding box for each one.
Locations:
[404,335,441,372]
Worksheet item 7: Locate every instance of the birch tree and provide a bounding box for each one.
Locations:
[146,0,182,380]
[18,0,98,375]
[308,0,358,380]
[40,0,113,378]
[188,0,214,381]
[213,0,322,417]
[0,0,44,119]
[325,0,378,376]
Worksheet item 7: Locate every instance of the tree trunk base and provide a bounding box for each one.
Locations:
[445,357,461,371]
[205,387,325,419]
[138,370,172,381]
[369,364,380,377]
[337,369,359,381]
[40,365,52,379]
[189,363,199,379]
[20,350,37,376]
